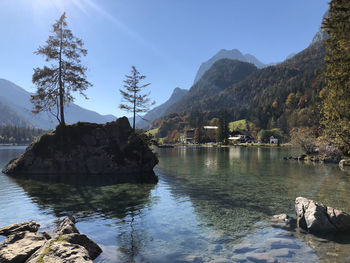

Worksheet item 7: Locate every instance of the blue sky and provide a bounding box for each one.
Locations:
[0,0,329,117]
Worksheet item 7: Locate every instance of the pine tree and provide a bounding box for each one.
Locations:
[322,0,350,154]
[31,13,91,126]
[217,111,229,144]
[119,66,155,131]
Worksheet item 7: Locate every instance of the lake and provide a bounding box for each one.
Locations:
[1,146,350,262]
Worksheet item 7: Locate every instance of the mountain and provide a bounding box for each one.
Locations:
[193,49,265,84]
[310,11,329,46]
[166,59,258,115]
[285,53,296,60]
[155,42,326,136]
[0,100,32,127]
[135,87,188,129]
[0,79,116,129]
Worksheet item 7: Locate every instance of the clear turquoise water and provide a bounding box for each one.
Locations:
[1,146,350,262]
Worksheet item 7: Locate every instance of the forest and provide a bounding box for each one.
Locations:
[0,126,45,145]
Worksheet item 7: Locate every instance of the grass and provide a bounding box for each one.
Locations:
[229,119,249,132]
[146,128,159,136]
[37,247,51,263]
[36,235,67,263]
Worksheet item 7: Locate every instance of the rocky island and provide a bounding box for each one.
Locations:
[2,117,158,184]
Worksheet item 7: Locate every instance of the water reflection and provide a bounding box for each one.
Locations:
[10,177,155,220]
[2,146,350,262]
[156,147,350,262]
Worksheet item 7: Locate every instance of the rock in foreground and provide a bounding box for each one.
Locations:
[272,197,350,235]
[2,117,158,184]
[0,216,102,263]
[0,221,40,236]
[295,197,350,234]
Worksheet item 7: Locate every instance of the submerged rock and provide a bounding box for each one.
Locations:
[295,197,350,234]
[2,117,158,184]
[0,216,102,263]
[270,214,296,230]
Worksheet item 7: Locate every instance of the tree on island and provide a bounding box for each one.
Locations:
[119,66,155,131]
[31,13,92,127]
[322,0,350,154]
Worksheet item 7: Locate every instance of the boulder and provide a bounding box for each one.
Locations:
[2,117,158,184]
[339,159,350,168]
[26,242,92,263]
[327,207,350,232]
[0,221,40,236]
[295,197,350,234]
[0,232,50,263]
[64,233,102,260]
[0,216,102,263]
[56,216,79,235]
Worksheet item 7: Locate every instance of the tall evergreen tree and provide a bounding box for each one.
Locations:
[31,13,91,126]
[119,66,155,131]
[322,0,350,154]
[217,111,229,144]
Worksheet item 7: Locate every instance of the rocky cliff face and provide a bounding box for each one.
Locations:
[310,11,329,46]
[2,117,158,184]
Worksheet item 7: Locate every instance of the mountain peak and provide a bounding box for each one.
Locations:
[193,49,265,84]
[310,10,329,46]
[171,87,188,97]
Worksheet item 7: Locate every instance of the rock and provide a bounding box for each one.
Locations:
[298,154,306,161]
[0,216,102,263]
[327,207,350,232]
[270,214,296,230]
[304,200,336,233]
[268,248,295,258]
[210,258,232,263]
[57,216,79,235]
[0,221,40,236]
[0,232,50,263]
[2,117,158,184]
[295,197,350,234]
[267,238,300,250]
[26,242,92,263]
[65,233,102,260]
[339,159,350,168]
[245,252,277,263]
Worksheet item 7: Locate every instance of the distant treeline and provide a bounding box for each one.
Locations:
[0,126,46,145]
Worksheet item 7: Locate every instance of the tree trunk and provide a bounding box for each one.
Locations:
[133,90,136,131]
[59,19,65,127]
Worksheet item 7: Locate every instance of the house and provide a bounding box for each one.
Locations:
[183,128,195,144]
[203,126,218,142]
[270,136,279,144]
[229,131,255,143]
